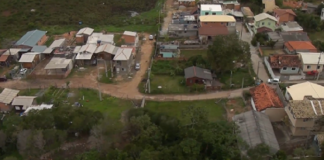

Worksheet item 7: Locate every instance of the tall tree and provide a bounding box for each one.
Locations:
[207,34,250,73]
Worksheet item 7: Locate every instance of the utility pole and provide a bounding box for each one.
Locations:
[230,70,232,87]
[148,79,151,93]
[97,83,102,101]
[316,52,322,81]
[257,61,260,80]
[110,60,114,78]
[241,78,244,88]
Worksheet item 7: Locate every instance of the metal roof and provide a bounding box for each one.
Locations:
[3,48,21,56]
[113,48,133,60]
[123,31,137,37]
[73,46,82,53]
[78,44,97,53]
[43,38,66,54]
[254,13,277,22]
[201,4,222,12]
[15,29,47,47]
[281,21,303,32]
[12,96,36,106]
[31,45,47,52]
[45,57,72,69]
[233,110,280,154]
[19,53,38,63]
[199,15,236,22]
[77,27,94,35]
[87,33,114,44]
[184,66,213,80]
[0,88,20,104]
[75,52,94,60]
[95,43,116,54]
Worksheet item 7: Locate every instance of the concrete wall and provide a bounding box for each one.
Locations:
[251,97,257,111]
[302,64,324,72]
[254,18,277,33]
[264,56,276,79]
[168,30,198,37]
[265,108,286,122]
[280,67,300,74]
[200,10,223,15]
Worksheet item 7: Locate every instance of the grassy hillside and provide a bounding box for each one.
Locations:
[0,0,162,41]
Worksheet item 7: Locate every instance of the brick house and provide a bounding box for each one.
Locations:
[268,54,301,74]
[121,31,139,47]
[273,9,296,24]
[284,41,317,54]
[184,66,213,86]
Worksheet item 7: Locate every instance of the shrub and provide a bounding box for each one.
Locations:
[243,90,252,100]
[190,84,205,92]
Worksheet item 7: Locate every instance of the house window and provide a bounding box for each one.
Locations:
[205,13,209,15]
[268,22,271,25]
[212,12,216,15]
[307,65,311,69]
[292,68,296,70]
[317,65,321,69]
[283,67,287,70]
[262,22,264,25]
[15,106,20,110]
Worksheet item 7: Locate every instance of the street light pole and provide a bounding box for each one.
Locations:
[257,61,260,80]
[316,52,322,81]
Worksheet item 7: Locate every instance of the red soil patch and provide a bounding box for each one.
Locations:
[2,11,11,17]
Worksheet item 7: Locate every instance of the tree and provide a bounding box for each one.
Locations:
[3,157,18,160]
[17,130,45,158]
[247,143,270,160]
[207,34,250,73]
[316,3,324,15]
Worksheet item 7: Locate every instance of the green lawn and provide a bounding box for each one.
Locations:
[261,49,275,56]
[220,68,255,89]
[147,75,190,94]
[19,89,41,96]
[145,100,226,123]
[98,70,114,84]
[181,49,208,58]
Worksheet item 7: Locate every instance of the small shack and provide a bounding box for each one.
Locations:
[12,96,37,113]
[184,66,213,86]
[0,88,20,113]
[44,58,73,77]
[18,52,40,69]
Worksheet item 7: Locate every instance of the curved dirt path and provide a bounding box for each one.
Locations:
[0,34,249,101]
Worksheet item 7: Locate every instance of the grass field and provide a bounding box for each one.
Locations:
[145,100,226,123]
[146,75,190,94]
[181,49,208,58]
[220,68,255,89]
[309,31,324,42]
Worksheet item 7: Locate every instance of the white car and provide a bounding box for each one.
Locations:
[267,78,280,84]
[20,68,27,75]
[135,63,140,70]
[149,35,154,40]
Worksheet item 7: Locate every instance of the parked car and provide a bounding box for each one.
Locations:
[20,68,27,75]
[0,75,7,82]
[135,63,140,70]
[307,70,318,75]
[149,35,154,40]
[267,78,280,84]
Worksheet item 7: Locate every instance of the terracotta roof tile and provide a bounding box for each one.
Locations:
[250,83,284,111]
[283,1,303,9]
[0,55,9,62]
[284,41,317,52]
[273,9,296,16]
[269,54,301,68]
[198,26,229,36]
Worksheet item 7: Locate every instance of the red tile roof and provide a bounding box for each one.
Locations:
[273,9,296,16]
[198,26,229,36]
[0,55,9,62]
[250,83,284,111]
[269,54,301,68]
[284,41,317,52]
[283,0,303,9]
[257,27,273,33]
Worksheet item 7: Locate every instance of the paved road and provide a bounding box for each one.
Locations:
[237,22,269,82]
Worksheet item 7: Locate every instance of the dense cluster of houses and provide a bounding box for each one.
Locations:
[0,28,140,78]
[0,88,53,116]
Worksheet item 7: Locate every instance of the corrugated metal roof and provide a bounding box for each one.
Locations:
[31,45,47,52]
[233,111,280,154]
[3,48,20,56]
[123,31,137,37]
[75,52,94,60]
[45,57,72,69]
[0,88,20,104]
[12,96,36,106]
[113,48,132,60]
[15,29,47,47]
[254,13,277,22]
[87,33,114,44]
[184,66,213,80]
[201,4,222,12]
[77,27,94,35]
[78,44,97,53]
[199,15,236,22]
[95,43,116,54]
[49,38,66,48]
[19,53,37,63]
[73,46,82,53]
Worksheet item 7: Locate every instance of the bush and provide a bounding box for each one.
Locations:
[190,84,205,92]
[243,90,252,100]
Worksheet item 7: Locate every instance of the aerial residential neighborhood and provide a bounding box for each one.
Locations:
[2,0,324,159]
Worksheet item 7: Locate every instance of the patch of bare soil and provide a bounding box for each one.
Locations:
[54,31,77,46]
[225,99,251,121]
